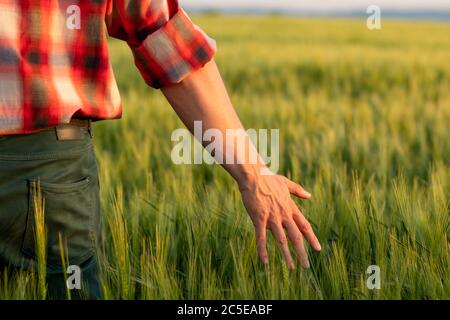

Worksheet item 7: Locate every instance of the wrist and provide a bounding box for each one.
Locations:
[234,164,266,191]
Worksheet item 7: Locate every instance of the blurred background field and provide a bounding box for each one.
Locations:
[96,16,449,299]
[3,16,450,299]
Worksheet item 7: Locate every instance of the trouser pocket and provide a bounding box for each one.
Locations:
[21,176,99,271]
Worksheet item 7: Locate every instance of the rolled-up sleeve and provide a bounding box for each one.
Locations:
[105,0,216,88]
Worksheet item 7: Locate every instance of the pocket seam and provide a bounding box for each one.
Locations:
[29,177,91,194]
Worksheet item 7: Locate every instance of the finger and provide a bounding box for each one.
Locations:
[283,219,310,268]
[255,220,269,265]
[292,208,321,252]
[269,221,295,270]
[284,178,311,199]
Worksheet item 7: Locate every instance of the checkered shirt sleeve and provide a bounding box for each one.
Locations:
[105,0,217,88]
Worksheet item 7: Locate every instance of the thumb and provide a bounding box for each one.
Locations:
[284,177,312,199]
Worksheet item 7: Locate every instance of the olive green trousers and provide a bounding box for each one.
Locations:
[0,125,102,299]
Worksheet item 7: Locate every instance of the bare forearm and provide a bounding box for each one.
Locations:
[162,60,321,269]
[162,60,265,186]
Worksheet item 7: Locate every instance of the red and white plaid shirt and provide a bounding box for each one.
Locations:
[0,0,216,135]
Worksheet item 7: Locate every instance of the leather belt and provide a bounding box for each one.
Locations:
[55,118,92,140]
[0,118,92,141]
[65,118,91,128]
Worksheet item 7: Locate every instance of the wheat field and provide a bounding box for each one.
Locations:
[1,16,449,300]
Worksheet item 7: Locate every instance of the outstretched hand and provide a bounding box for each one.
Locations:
[238,174,321,270]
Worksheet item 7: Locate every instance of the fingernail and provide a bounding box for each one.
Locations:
[317,243,322,251]
[305,191,312,198]
[303,260,310,269]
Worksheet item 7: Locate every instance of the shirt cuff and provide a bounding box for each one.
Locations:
[131,8,217,89]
